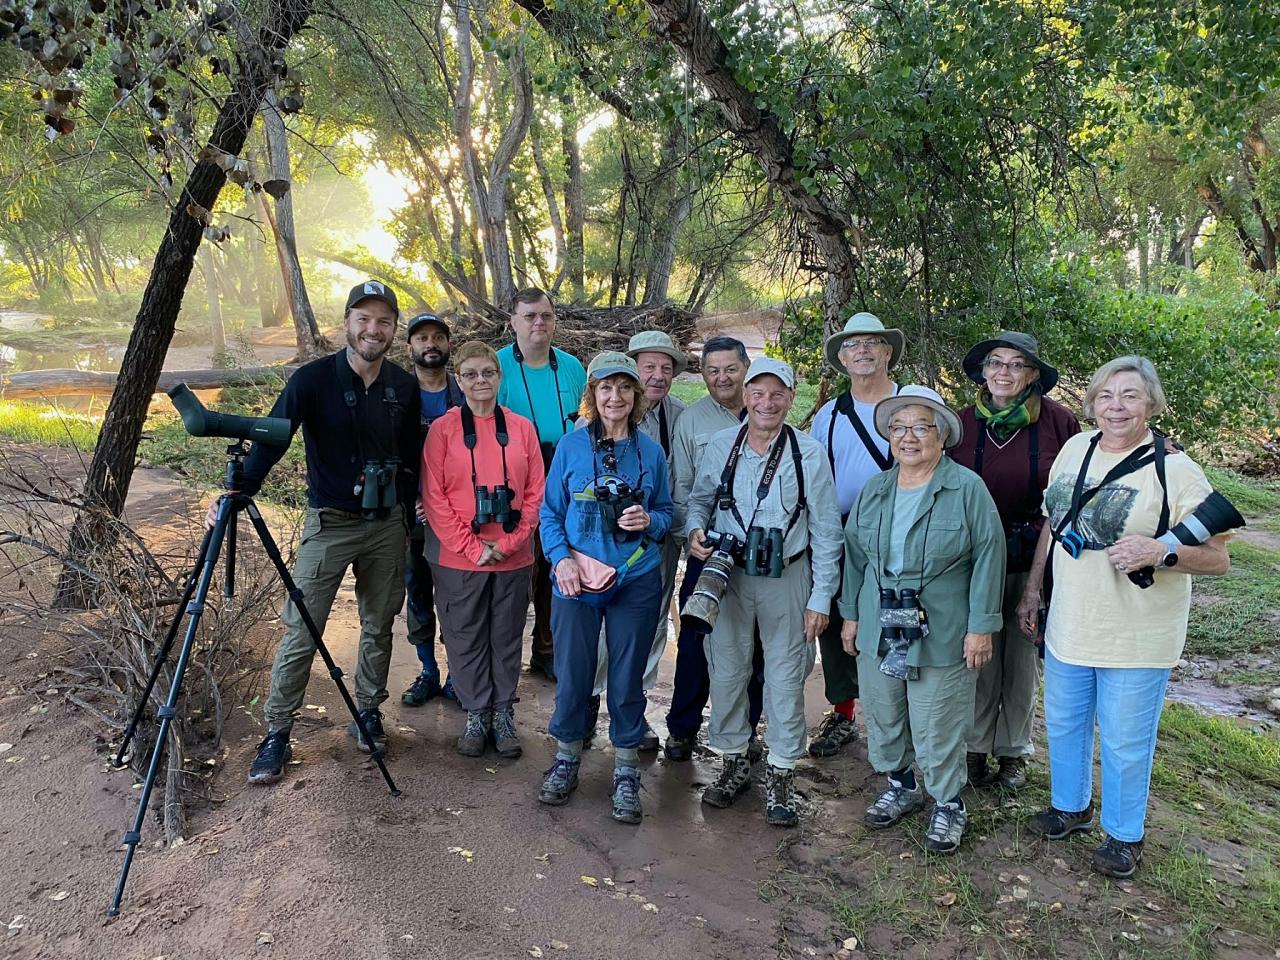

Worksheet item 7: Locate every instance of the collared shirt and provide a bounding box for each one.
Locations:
[685,424,843,613]
[637,393,687,460]
[670,394,743,535]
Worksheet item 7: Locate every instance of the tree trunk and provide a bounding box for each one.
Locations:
[252,218,279,328]
[201,243,227,358]
[562,93,586,303]
[530,112,567,286]
[55,0,314,607]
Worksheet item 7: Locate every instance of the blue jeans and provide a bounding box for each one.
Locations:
[1043,647,1171,843]
[550,567,662,749]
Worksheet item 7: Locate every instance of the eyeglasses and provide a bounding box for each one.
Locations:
[841,337,886,351]
[459,368,499,382]
[514,311,556,324]
[889,424,939,439]
[983,358,1030,374]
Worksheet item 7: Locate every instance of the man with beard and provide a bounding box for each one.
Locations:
[400,313,464,707]
[217,281,422,785]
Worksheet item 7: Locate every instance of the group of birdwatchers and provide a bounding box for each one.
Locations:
[212,278,1231,882]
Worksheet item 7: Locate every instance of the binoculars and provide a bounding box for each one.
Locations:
[743,526,784,578]
[595,481,645,539]
[355,460,398,520]
[472,484,519,533]
[878,587,927,682]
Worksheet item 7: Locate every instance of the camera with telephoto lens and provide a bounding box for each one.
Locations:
[472,484,519,533]
[595,480,645,539]
[878,587,928,681]
[679,530,744,634]
[1128,490,1246,588]
[354,459,398,520]
[743,526,784,578]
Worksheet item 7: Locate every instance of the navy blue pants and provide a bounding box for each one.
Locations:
[550,566,663,749]
[665,555,765,740]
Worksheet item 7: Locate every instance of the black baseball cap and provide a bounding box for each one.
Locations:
[344,279,399,315]
[406,312,450,339]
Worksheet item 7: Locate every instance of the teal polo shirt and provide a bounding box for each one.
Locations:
[496,344,587,445]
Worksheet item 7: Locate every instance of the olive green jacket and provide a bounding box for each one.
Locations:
[838,456,1006,667]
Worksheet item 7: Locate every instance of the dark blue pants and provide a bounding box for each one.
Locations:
[665,555,764,739]
[406,526,440,677]
[550,567,662,749]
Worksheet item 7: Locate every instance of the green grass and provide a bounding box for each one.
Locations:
[1204,466,1280,520]
[0,400,100,449]
[1185,538,1280,657]
[669,380,822,425]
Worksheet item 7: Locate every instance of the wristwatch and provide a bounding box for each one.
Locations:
[1160,545,1180,568]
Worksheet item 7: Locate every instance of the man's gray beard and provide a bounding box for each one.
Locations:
[413,350,449,369]
[347,332,390,362]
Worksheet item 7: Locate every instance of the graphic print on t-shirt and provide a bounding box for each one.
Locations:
[1044,472,1139,545]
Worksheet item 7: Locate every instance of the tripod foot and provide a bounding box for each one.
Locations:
[105,906,120,918]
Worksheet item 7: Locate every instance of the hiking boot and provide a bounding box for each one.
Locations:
[923,800,968,855]
[612,766,642,824]
[401,672,442,707]
[529,652,557,682]
[701,754,753,808]
[457,709,490,757]
[247,729,292,784]
[1093,835,1144,879]
[348,709,387,754]
[764,765,799,827]
[664,733,695,762]
[538,756,581,806]
[489,707,522,759]
[863,778,925,828]
[638,720,660,752]
[1029,804,1095,840]
[582,695,601,749]
[808,712,858,758]
[967,751,992,787]
[747,735,765,764]
[993,756,1028,792]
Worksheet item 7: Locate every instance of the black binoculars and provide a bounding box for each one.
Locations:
[355,460,398,520]
[878,587,927,648]
[472,484,519,533]
[743,526,784,578]
[595,481,645,539]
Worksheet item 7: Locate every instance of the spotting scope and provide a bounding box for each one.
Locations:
[167,383,292,447]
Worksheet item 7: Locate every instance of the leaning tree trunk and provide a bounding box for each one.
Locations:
[55,0,315,607]
[562,92,586,303]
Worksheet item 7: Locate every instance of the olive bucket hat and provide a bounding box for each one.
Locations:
[962,330,1059,393]
[626,330,688,375]
[824,312,905,375]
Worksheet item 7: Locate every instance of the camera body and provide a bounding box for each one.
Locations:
[743,526,784,578]
[679,531,744,634]
[702,529,744,558]
[1006,520,1040,573]
[473,483,519,533]
[355,459,399,520]
[595,480,645,539]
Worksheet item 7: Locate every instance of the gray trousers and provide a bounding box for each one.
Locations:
[706,558,816,769]
[858,655,977,802]
[431,564,531,713]
[592,535,680,696]
[968,571,1039,758]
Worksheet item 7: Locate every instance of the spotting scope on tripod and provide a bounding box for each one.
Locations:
[105,385,401,917]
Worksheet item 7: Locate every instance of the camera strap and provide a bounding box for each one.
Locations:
[828,390,894,473]
[589,418,646,492]
[461,404,513,492]
[336,353,403,482]
[972,420,1040,523]
[1052,433,1164,546]
[513,341,574,441]
[718,424,806,535]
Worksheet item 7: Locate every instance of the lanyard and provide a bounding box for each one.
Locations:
[657,402,670,456]
[717,424,805,534]
[513,342,570,440]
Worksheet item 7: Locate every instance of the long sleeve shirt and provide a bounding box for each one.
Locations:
[685,424,843,614]
[423,406,545,571]
[669,394,743,537]
[239,351,421,512]
[839,456,1006,667]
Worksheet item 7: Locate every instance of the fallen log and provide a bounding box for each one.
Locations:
[0,366,299,401]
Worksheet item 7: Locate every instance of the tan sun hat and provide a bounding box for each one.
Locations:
[873,385,963,449]
[824,312,905,375]
[626,330,688,375]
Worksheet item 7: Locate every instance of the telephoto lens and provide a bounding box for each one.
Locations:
[680,534,742,634]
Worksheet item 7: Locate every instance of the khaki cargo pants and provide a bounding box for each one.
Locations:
[264,507,408,732]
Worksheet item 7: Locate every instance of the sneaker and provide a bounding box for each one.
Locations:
[1029,804,1095,840]
[664,733,695,762]
[638,721,660,752]
[490,708,522,759]
[538,756,581,805]
[401,673,442,707]
[863,778,925,828]
[1093,835,1144,879]
[612,766,642,824]
[582,695,601,749]
[441,675,460,705]
[993,756,1028,792]
[247,729,292,784]
[348,709,387,754]
[808,712,857,758]
[701,754,753,808]
[764,765,799,827]
[457,709,490,757]
[747,736,765,765]
[923,800,968,854]
[529,652,557,682]
[967,751,992,787]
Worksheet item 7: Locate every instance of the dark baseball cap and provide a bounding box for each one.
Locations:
[406,312,450,339]
[344,279,399,315]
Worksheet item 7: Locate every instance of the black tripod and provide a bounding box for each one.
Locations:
[106,441,401,916]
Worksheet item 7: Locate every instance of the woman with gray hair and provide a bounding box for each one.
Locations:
[1017,356,1230,878]
[839,385,1006,855]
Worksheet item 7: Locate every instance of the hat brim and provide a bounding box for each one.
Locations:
[825,328,905,376]
[627,345,688,376]
[962,339,1059,393]
[590,365,641,384]
[407,317,449,339]
[874,395,964,449]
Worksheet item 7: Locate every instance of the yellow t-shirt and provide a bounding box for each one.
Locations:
[1042,430,1213,668]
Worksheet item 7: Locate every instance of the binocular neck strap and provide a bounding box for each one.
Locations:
[461,404,513,491]
[718,425,806,535]
[336,354,402,474]
[1054,433,1160,543]
[513,341,571,437]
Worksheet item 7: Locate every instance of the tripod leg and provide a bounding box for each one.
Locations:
[113,522,216,769]
[107,496,235,917]
[224,509,238,600]
[241,501,401,797]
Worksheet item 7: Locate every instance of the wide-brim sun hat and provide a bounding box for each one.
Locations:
[626,330,688,375]
[874,384,964,449]
[587,351,641,383]
[962,330,1059,393]
[824,311,905,376]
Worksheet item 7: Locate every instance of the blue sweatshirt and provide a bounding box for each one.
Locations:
[539,423,673,597]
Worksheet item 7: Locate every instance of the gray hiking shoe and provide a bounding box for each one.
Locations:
[612,766,642,824]
[764,765,799,827]
[489,707,522,759]
[923,800,968,855]
[457,709,490,757]
[348,708,387,754]
[863,778,925,828]
[702,754,753,808]
[538,756,581,805]
[808,712,858,758]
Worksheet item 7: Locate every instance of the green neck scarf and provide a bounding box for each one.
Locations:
[975,386,1041,442]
